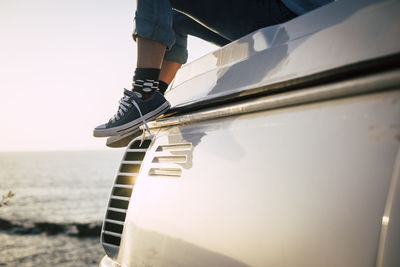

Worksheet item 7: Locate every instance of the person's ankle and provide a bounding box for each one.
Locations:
[132,68,160,99]
[158,80,169,95]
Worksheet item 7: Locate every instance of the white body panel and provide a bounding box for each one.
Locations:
[115,89,400,267]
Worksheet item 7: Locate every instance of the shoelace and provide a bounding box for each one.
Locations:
[111,90,152,146]
[110,92,132,123]
[131,100,152,146]
[131,100,151,134]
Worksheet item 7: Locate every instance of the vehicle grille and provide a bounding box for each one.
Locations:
[101,138,152,258]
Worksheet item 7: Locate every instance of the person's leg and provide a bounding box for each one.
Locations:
[131,0,174,99]
[94,0,174,137]
[170,0,297,41]
[135,0,295,76]
[159,60,182,85]
[137,37,166,69]
[160,10,231,90]
[132,37,166,99]
[95,0,296,138]
[156,0,296,93]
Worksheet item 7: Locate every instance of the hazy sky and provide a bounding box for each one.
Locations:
[0,0,217,151]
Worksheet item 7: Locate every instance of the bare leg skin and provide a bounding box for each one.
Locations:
[159,60,182,84]
[136,37,181,85]
[137,37,166,69]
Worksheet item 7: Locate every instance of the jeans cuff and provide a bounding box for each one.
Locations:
[164,43,188,64]
[133,16,176,50]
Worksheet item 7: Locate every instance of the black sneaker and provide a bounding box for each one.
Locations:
[93,89,170,137]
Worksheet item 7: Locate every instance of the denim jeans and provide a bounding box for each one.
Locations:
[133,0,297,64]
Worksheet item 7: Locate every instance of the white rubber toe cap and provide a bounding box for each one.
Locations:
[93,124,109,137]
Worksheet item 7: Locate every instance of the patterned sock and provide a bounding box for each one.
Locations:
[132,68,160,99]
[158,80,169,95]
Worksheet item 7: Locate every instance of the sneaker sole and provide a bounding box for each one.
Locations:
[106,128,142,148]
[93,101,170,137]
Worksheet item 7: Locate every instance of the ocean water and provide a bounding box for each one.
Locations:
[0,150,124,266]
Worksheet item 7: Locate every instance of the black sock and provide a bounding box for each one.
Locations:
[158,80,169,95]
[132,68,160,99]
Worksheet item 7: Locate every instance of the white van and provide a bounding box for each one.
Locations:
[99,0,400,266]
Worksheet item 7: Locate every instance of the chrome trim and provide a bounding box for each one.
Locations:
[152,155,187,163]
[376,146,400,267]
[117,172,139,176]
[156,143,192,151]
[105,219,125,225]
[99,255,121,267]
[120,160,143,164]
[103,231,123,238]
[153,69,400,129]
[102,243,120,249]
[107,207,127,213]
[125,148,148,152]
[110,196,131,201]
[148,168,183,177]
[112,184,134,189]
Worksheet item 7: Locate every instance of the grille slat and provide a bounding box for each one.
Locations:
[105,219,125,225]
[103,231,122,237]
[108,207,127,213]
[113,184,134,189]
[126,148,148,152]
[110,195,130,201]
[118,171,139,176]
[121,160,143,164]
